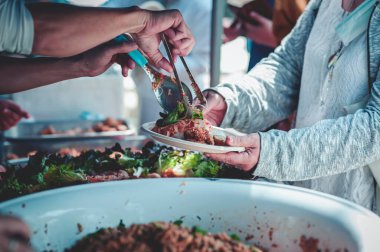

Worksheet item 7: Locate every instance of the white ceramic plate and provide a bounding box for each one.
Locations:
[141,122,245,153]
[1,179,380,252]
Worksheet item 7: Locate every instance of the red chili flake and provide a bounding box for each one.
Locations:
[268,227,274,241]
[245,234,254,241]
[77,223,83,234]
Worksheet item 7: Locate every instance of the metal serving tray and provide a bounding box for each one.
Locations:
[5,119,135,142]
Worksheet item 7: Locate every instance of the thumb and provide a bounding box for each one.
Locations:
[226,133,258,147]
[109,41,138,55]
[248,11,267,25]
[4,102,29,118]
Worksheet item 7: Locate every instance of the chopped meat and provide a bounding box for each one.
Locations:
[66,222,263,252]
[152,119,226,146]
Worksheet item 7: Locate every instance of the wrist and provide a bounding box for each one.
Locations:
[63,56,88,78]
[122,7,150,34]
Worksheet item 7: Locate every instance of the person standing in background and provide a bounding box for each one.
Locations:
[224,0,309,70]
[223,0,309,130]
[273,0,310,44]
[223,0,275,71]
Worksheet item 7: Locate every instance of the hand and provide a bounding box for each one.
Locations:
[223,19,244,43]
[201,91,227,126]
[0,216,34,252]
[206,133,261,171]
[0,100,30,131]
[133,9,195,72]
[77,41,138,77]
[241,11,276,48]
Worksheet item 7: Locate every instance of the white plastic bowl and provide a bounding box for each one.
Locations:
[0,179,379,252]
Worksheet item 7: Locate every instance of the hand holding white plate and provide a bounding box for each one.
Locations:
[141,122,245,154]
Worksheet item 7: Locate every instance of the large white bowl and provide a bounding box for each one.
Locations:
[0,179,379,252]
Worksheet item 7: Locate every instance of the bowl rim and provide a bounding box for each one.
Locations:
[0,178,377,219]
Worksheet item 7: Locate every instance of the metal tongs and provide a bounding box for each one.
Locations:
[160,34,206,118]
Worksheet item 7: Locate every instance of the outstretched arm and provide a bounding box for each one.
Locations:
[27,3,144,57]
[1,1,194,72]
[0,41,137,94]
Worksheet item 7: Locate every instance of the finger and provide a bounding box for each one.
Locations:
[202,91,222,113]
[126,58,136,70]
[109,41,138,55]
[115,55,134,77]
[164,28,188,42]
[0,165,6,173]
[0,216,30,241]
[226,134,259,148]
[121,65,128,77]
[4,118,20,129]
[171,38,194,55]
[155,57,173,73]
[248,11,267,25]
[206,151,254,171]
[3,102,29,119]
[164,30,195,54]
[0,119,13,131]
[2,108,20,121]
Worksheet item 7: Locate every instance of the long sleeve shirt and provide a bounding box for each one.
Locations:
[211,0,380,211]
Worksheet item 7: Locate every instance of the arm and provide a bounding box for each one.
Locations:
[209,2,318,133]
[27,3,144,57]
[255,70,380,181]
[0,1,194,73]
[208,74,380,180]
[0,56,84,94]
[0,41,137,94]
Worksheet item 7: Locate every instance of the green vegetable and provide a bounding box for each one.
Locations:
[191,108,203,120]
[156,102,204,127]
[173,220,183,226]
[192,226,207,235]
[118,220,126,229]
[193,160,222,178]
[43,164,86,187]
[0,143,233,202]
[230,233,241,241]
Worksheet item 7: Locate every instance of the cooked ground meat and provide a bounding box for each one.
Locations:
[184,127,214,145]
[153,119,227,146]
[66,222,263,252]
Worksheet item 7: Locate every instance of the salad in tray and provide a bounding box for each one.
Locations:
[0,142,252,201]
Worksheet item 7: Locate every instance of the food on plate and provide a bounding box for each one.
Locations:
[0,142,252,201]
[39,117,129,135]
[66,221,263,252]
[152,102,226,145]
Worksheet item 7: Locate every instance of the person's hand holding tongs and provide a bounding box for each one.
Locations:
[160,33,206,117]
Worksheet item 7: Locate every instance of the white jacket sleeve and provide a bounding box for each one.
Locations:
[0,0,34,55]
